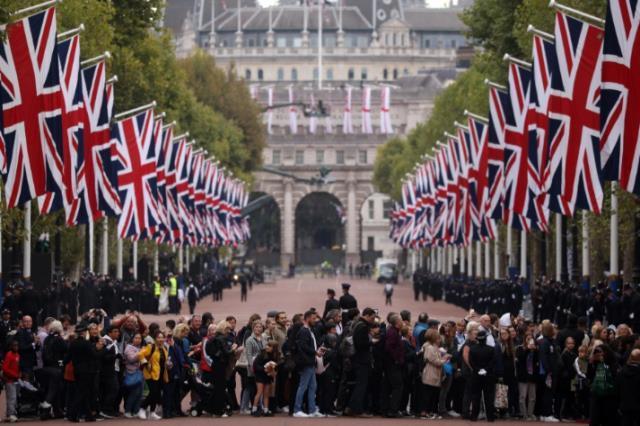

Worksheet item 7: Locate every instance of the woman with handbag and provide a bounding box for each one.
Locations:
[123,333,144,419]
[138,332,170,420]
[497,328,517,418]
[420,329,450,420]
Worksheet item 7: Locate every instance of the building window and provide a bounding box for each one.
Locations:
[423,38,430,48]
[368,199,375,220]
[313,67,318,80]
[247,38,255,47]
[451,39,457,48]
[383,200,393,218]
[291,68,298,81]
[393,68,398,79]
[383,68,388,80]
[276,37,287,47]
[326,68,333,81]
[367,236,375,251]
[257,69,264,80]
[277,68,284,81]
[245,69,252,80]
[361,68,368,80]
[316,149,324,164]
[348,68,354,80]
[272,150,281,165]
[358,150,368,164]
[295,150,304,165]
[336,150,344,165]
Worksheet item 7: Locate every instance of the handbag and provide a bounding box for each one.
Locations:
[494,383,508,409]
[123,369,143,387]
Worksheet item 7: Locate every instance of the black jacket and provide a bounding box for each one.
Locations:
[469,342,496,376]
[339,294,358,310]
[515,346,539,383]
[295,326,317,369]
[42,333,67,369]
[16,328,37,371]
[352,319,371,366]
[69,337,103,375]
[617,363,640,413]
[323,298,340,319]
[538,336,558,377]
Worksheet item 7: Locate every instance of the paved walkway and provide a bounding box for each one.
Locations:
[144,274,468,325]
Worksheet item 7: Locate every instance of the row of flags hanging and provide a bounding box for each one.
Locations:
[250,85,394,135]
[390,1,639,249]
[0,4,250,247]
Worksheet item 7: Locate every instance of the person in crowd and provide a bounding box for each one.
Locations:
[469,330,496,422]
[3,340,21,423]
[556,336,577,421]
[617,348,640,426]
[497,327,517,419]
[587,344,619,426]
[338,284,358,311]
[516,332,538,421]
[40,320,67,418]
[122,333,144,419]
[382,313,404,417]
[186,282,199,315]
[138,331,169,420]
[420,328,449,420]
[67,323,104,422]
[99,325,121,419]
[251,341,279,417]
[293,310,322,418]
[538,321,560,423]
[323,289,340,319]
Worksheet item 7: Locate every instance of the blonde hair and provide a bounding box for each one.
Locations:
[216,320,230,334]
[48,320,63,334]
[173,323,189,339]
[466,321,479,334]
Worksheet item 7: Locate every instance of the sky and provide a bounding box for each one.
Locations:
[257,0,451,7]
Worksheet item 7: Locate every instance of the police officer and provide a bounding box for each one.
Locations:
[338,283,358,312]
[152,275,161,314]
[168,272,178,314]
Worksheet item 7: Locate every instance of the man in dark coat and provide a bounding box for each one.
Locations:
[345,307,375,416]
[15,315,37,375]
[382,314,405,417]
[293,310,320,417]
[338,283,357,312]
[469,330,496,422]
[323,289,340,319]
[617,349,640,426]
[67,324,104,422]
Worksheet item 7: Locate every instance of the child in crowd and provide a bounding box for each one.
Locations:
[2,340,21,423]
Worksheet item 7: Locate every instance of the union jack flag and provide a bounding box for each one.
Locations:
[69,62,120,224]
[601,0,640,195]
[164,136,187,244]
[38,33,84,215]
[111,108,160,239]
[0,7,64,208]
[467,116,496,241]
[152,117,172,241]
[546,12,604,215]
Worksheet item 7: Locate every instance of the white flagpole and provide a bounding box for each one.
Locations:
[88,221,94,273]
[185,245,190,273]
[582,210,589,281]
[476,240,482,279]
[520,230,527,278]
[494,237,500,279]
[116,238,123,280]
[100,219,108,275]
[178,244,184,275]
[23,202,31,279]
[484,241,491,279]
[132,240,138,280]
[467,244,473,278]
[555,213,562,281]
[460,246,466,275]
[611,182,619,279]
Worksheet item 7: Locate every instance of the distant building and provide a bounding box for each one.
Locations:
[163,0,471,268]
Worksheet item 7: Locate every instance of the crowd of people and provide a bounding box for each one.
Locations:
[0,270,639,425]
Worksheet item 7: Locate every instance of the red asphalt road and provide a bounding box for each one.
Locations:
[12,275,578,424]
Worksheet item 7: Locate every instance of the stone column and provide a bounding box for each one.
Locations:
[281,180,295,271]
[345,180,359,267]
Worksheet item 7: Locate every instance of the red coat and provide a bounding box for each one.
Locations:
[2,351,20,383]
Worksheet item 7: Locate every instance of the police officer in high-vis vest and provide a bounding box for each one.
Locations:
[153,276,161,313]
[168,272,179,314]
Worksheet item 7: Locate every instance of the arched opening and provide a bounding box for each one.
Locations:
[295,192,345,267]
[246,192,281,267]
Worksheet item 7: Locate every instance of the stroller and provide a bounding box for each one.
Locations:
[186,366,216,417]
[16,379,45,420]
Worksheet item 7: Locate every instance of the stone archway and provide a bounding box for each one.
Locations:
[294,192,345,267]
[246,191,281,266]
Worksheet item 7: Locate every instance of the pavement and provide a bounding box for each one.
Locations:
[9,274,580,424]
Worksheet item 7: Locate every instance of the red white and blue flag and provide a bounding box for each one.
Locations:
[600,0,640,195]
[0,7,64,208]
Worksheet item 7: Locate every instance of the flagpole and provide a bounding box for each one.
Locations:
[22,202,31,279]
[611,182,619,284]
[548,0,605,26]
[460,246,466,276]
[185,245,190,274]
[484,241,490,279]
[80,51,111,68]
[555,213,562,281]
[11,0,59,17]
[57,24,85,41]
[132,240,138,281]
[494,237,500,279]
[178,245,184,275]
[476,241,482,279]
[113,101,157,122]
[88,221,94,273]
[581,211,590,283]
[116,238,123,280]
[101,219,108,276]
[520,230,527,278]
[467,244,473,279]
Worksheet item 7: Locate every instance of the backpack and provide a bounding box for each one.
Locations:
[591,363,615,396]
